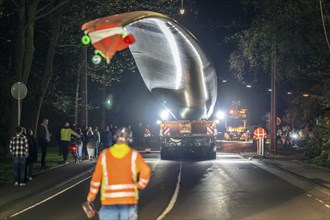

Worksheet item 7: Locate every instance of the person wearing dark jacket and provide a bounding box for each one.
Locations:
[101,126,113,148]
[37,118,50,168]
[26,129,38,181]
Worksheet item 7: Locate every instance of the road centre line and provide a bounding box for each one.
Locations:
[156,162,182,220]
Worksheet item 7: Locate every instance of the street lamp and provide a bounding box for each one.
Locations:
[180,0,185,14]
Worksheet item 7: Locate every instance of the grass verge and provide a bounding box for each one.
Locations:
[0,146,63,184]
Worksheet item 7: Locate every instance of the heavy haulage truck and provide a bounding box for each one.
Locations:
[159,120,217,160]
[82,11,218,159]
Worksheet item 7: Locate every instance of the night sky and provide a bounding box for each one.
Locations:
[108,1,271,131]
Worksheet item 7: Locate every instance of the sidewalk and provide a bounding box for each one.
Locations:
[0,160,96,219]
[240,145,330,197]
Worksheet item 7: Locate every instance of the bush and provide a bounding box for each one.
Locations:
[312,150,330,168]
[304,119,330,168]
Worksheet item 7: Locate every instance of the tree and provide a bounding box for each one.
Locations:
[228,0,329,85]
[226,0,329,161]
[0,0,196,156]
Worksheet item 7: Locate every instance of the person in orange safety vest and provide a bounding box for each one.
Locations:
[253,126,267,153]
[86,127,151,220]
[253,126,267,140]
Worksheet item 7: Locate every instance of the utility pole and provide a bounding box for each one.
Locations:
[101,82,106,130]
[74,73,80,124]
[80,46,88,128]
[270,33,277,155]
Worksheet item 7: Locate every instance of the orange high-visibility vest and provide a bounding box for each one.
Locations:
[87,147,150,205]
[253,127,267,140]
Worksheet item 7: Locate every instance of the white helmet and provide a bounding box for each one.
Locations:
[115,127,133,143]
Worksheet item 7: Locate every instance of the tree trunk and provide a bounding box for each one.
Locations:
[6,0,38,156]
[30,8,63,138]
[101,84,106,130]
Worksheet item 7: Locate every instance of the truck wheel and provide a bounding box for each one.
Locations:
[160,151,168,160]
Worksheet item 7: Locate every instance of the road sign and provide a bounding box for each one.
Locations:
[11,82,27,100]
[11,82,28,126]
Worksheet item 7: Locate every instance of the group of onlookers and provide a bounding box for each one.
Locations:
[276,125,311,148]
[60,123,115,163]
[8,118,154,186]
[9,118,51,186]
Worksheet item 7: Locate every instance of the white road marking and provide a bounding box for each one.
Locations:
[9,158,159,218]
[10,176,91,217]
[156,162,182,220]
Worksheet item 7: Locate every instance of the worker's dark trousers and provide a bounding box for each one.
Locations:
[61,141,70,162]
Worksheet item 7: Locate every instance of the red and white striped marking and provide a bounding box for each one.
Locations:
[163,127,170,136]
[207,126,214,135]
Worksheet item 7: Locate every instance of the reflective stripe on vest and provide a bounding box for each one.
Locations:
[131,150,137,182]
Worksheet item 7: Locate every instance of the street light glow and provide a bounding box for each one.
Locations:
[160,110,170,120]
[216,111,225,120]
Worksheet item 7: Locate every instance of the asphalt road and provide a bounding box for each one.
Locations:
[9,142,330,220]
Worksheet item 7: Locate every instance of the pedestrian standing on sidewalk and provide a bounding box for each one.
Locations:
[60,122,80,164]
[86,127,96,161]
[9,126,29,186]
[101,126,113,149]
[136,122,144,149]
[76,128,84,162]
[86,127,151,220]
[26,129,38,181]
[37,118,50,168]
